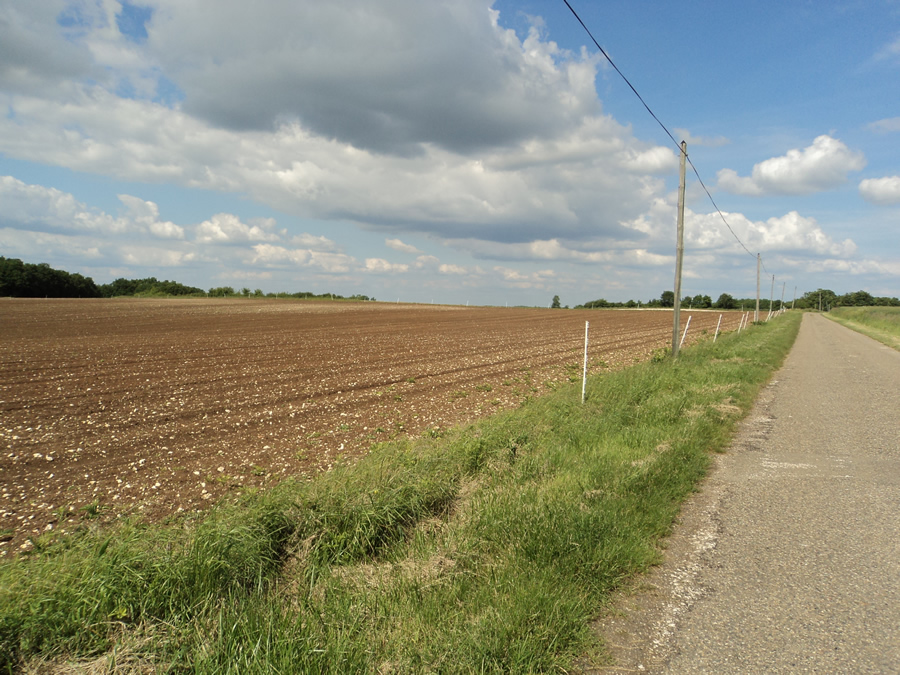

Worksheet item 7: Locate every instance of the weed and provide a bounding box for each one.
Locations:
[651,347,670,362]
[80,501,103,519]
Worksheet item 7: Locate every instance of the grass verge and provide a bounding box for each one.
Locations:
[825,306,900,351]
[0,312,801,673]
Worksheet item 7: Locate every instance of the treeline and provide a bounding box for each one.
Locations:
[0,257,373,301]
[208,286,374,301]
[0,257,100,298]
[794,288,899,310]
[101,277,205,297]
[577,289,899,312]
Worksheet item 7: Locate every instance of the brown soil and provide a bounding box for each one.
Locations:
[0,299,740,555]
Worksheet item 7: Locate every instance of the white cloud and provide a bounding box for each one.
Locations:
[492,266,558,290]
[438,263,472,275]
[446,237,670,267]
[622,198,856,258]
[118,194,184,239]
[717,135,866,196]
[249,243,355,273]
[415,255,439,268]
[0,175,184,240]
[121,245,195,267]
[859,176,900,205]
[0,2,679,247]
[782,256,900,277]
[364,258,409,273]
[0,175,122,233]
[0,226,103,261]
[290,233,339,251]
[0,2,98,96]
[145,1,602,156]
[386,238,422,254]
[867,117,900,133]
[196,213,280,244]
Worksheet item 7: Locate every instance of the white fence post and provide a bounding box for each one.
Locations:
[582,321,589,404]
[714,313,722,342]
[679,315,692,350]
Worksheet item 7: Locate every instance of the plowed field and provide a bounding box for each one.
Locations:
[1,299,741,554]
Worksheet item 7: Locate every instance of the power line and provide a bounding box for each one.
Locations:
[561,0,761,265]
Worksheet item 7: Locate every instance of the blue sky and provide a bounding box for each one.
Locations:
[1,0,898,305]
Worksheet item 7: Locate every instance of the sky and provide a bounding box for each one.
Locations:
[1,0,898,306]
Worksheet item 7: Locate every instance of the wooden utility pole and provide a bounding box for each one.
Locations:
[780,282,786,314]
[755,254,761,323]
[672,140,687,357]
[767,274,775,320]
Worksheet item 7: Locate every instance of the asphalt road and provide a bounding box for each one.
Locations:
[590,313,900,674]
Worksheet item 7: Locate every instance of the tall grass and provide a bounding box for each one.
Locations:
[0,312,801,673]
[827,306,900,350]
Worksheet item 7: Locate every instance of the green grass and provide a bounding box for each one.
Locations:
[0,313,801,673]
[826,306,900,351]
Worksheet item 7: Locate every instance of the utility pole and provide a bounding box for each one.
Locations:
[755,253,761,323]
[779,282,786,314]
[672,140,687,357]
[767,274,775,320]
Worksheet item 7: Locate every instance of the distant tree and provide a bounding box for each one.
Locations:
[797,289,837,311]
[690,294,712,309]
[551,295,561,309]
[209,286,236,297]
[715,293,737,309]
[660,290,674,308]
[838,290,875,307]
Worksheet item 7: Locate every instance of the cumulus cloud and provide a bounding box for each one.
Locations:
[492,266,557,290]
[622,198,856,258]
[0,2,98,95]
[0,175,121,233]
[121,245,195,267]
[386,238,422,254]
[196,213,280,244]
[438,263,471,275]
[415,255,439,268]
[859,176,900,205]
[250,244,355,273]
[0,3,677,247]
[0,175,184,240]
[717,135,866,196]
[446,237,670,267]
[118,194,184,239]
[364,258,409,274]
[145,0,602,156]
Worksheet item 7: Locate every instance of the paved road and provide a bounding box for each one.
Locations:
[591,313,900,673]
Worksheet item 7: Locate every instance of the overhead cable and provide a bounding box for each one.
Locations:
[561,0,761,264]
